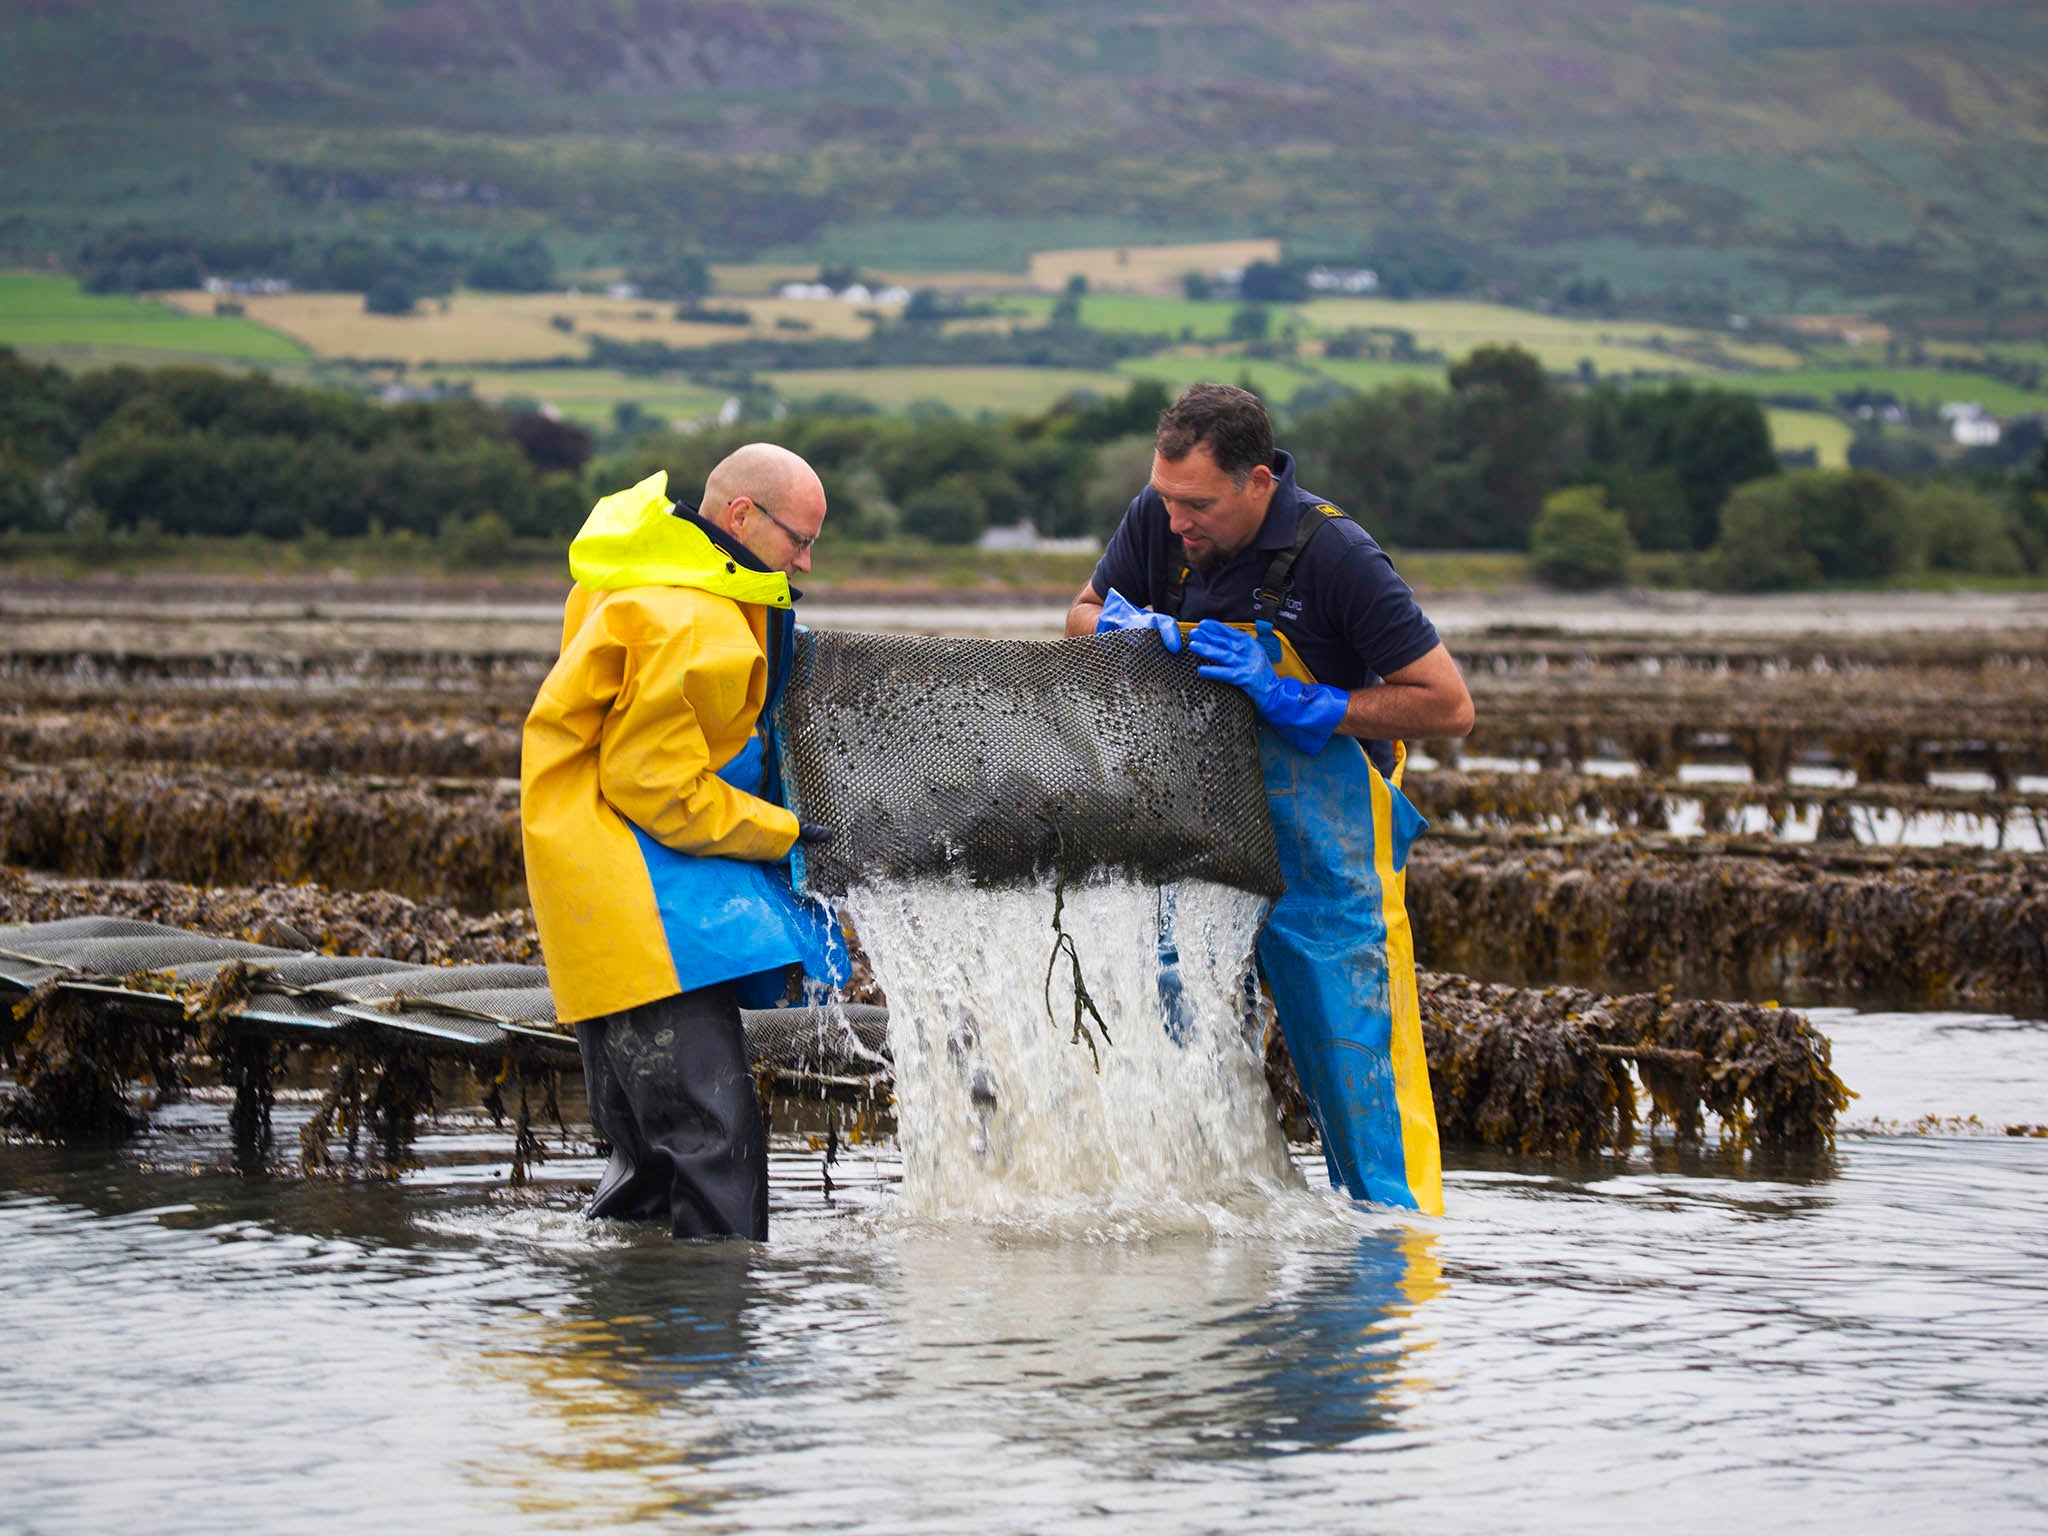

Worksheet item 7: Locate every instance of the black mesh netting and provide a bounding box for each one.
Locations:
[0,919,885,1076]
[775,630,1283,899]
[741,1004,890,1074]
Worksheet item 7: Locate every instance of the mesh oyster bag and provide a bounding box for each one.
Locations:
[775,630,1283,900]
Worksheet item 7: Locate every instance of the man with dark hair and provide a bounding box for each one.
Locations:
[1151,382,1278,490]
[1065,382,1472,1214]
[522,443,844,1241]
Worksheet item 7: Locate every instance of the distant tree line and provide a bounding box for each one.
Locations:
[1185,233,1478,305]
[2,346,2043,587]
[76,227,561,301]
[1293,346,1779,552]
[0,349,1174,552]
[586,318,1165,378]
[0,352,588,547]
[1291,344,2048,587]
[74,225,750,318]
[1705,467,2047,589]
[587,380,1179,545]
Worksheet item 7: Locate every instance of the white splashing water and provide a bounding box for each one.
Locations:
[842,878,1303,1226]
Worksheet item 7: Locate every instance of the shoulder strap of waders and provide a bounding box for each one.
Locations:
[751,604,793,800]
[1252,501,1349,624]
[1158,531,1189,617]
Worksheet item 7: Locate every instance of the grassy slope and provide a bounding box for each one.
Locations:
[1115,353,1329,402]
[1765,409,1856,469]
[1722,367,2048,415]
[1005,294,1246,339]
[0,275,310,364]
[425,366,728,428]
[16,260,2045,445]
[765,367,1125,414]
[154,286,888,364]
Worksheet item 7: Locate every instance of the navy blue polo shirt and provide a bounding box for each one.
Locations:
[1091,450,1439,776]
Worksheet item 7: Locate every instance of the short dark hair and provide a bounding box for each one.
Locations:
[1155,383,1274,487]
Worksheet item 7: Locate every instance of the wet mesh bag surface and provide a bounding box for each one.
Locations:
[776,630,1283,899]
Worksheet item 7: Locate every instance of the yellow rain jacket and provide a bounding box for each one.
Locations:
[521,472,841,1026]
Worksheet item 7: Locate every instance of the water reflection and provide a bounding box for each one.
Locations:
[867,1221,1442,1460]
[1451,1138,1843,1190]
[465,1243,761,1525]
[1227,1226,1445,1455]
[448,1208,1449,1526]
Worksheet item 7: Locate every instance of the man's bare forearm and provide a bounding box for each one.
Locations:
[1063,582,1104,637]
[1335,643,1475,740]
[1335,683,1471,741]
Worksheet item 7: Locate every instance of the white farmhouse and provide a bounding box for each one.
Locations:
[1939,402,2002,447]
[1307,266,1379,293]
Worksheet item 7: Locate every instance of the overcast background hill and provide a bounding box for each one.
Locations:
[5,0,2047,315]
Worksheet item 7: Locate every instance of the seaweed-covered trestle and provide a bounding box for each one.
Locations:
[0,912,892,1174]
[1408,836,2048,1012]
[2,907,1851,1167]
[1415,974,1852,1155]
[1410,769,2048,847]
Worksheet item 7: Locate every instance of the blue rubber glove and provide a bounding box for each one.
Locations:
[1187,618,1350,756]
[1095,587,1182,652]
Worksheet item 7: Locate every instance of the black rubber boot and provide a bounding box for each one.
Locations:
[576,983,769,1240]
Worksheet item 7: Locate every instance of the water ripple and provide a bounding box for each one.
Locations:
[1,1001,2044,1532]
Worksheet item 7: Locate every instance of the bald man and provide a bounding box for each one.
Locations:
[521,444,839,1240]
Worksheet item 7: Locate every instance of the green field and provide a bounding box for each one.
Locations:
[1305,357,1449,395]
[764,366,1125,414]
[1006,293,1731,376]
[0,273,311,364]
[435,362,1150,429]
[1003,293,1253,339]
[465,350,1442,421]
[1723,367,2048,415]
[1115,352,1330,403]
[1766,408,1855,468]
[1377,550,1535,592]
[11,256,2045,464]
[425,366,728,427]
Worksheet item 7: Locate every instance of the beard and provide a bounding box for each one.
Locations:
[1183,540,1221,571]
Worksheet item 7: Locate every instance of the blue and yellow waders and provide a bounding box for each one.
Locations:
[1257,729,1442,1214]
[1150,577,1443,1214]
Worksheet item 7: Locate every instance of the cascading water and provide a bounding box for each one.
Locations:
[841,877,1302,1224]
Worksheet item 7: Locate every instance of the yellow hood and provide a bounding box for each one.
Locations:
[567,471,793,608]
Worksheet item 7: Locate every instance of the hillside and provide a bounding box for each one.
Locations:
[4,1,2048,314]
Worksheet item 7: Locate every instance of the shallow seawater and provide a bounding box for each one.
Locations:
[2,1006,2044,1534]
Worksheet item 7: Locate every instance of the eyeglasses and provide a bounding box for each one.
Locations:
[732,495,818,556]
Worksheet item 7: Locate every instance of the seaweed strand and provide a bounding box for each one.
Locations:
[1041,809,1111,1072]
